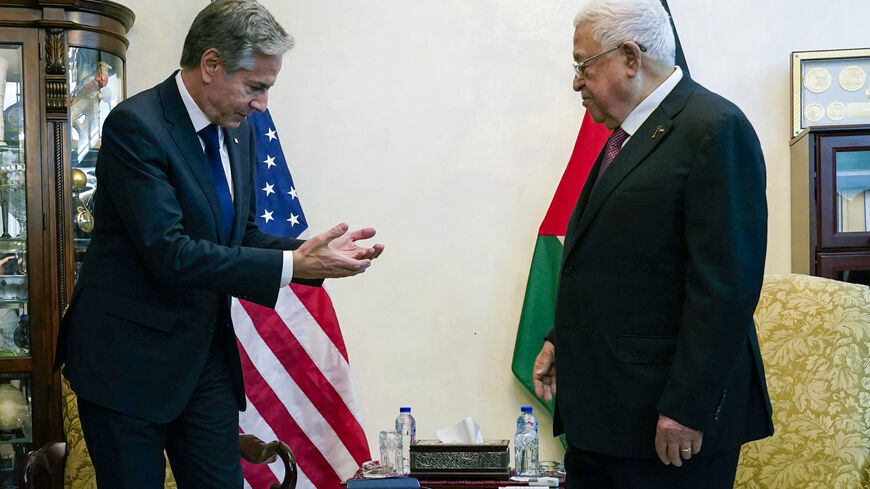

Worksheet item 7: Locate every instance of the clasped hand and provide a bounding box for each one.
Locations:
[292,223,384,279]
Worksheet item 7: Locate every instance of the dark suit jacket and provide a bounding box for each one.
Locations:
[551,76,773,458]
[55,74,316,423]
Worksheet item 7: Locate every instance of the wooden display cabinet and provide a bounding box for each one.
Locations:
[0,2,134,487]
[791,126,870,286]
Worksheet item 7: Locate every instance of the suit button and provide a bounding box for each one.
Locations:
[207,323,215,333]
[564,265,574,275]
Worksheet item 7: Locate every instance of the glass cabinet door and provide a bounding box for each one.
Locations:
[834,150,870,234]
[67,47,125,280]
[0,45,28,361]
[818,134,870,249]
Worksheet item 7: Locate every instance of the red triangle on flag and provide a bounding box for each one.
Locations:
[539,112,611,236]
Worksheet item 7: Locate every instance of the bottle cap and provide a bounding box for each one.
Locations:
[521,406,533,413]
[399,407,411,413]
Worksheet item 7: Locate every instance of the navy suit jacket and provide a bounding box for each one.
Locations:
[55,74,316,423]
[551,76,774,457]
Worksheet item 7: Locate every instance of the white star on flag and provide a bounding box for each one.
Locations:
[263,155,276,169]
[287,213,300,226]
[260,209,274,223]
[265,128,277,141]
[288,187,297,200]
[262,182,275,196]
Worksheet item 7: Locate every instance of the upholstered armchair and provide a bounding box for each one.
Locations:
[734,274,870,489]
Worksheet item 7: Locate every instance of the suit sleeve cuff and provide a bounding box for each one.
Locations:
[280,250,294,287]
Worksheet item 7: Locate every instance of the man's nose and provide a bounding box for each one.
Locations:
[251,90,269,112]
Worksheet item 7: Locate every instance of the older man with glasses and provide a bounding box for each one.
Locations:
[531,0,773,487]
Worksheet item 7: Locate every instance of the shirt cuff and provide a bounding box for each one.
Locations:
[280,250,294,287]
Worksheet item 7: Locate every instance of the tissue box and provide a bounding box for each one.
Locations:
[409,440,510,481]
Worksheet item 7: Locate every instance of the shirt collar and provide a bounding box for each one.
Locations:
[619,66,683,137]
[175,71,213,133]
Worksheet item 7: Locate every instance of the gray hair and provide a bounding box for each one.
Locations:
[179,0,294,74]
[574,0,675,65]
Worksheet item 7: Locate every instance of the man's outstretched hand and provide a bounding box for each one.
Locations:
[292,223,384,279]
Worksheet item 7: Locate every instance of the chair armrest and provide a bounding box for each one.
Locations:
[240,433,297,489]
[20,441,67,489]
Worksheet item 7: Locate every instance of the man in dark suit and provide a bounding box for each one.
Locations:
[531,0,772,487]
[54,1,383,487]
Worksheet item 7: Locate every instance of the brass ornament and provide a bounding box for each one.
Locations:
[71,169,94,234]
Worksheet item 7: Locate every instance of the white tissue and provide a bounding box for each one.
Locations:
[436,416,485,444]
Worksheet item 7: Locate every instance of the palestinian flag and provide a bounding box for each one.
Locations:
[510,112,609,416]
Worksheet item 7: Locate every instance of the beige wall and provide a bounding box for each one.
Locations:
[118,0,870,463]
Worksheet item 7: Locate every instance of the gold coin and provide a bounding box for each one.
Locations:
[826,102,847,121]
[804,103,825,122]
[804,67,832,94]
[839,66,866,92]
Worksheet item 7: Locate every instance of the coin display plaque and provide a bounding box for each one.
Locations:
[792,48,870,136]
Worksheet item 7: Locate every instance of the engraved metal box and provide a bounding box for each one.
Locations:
[409,440,510,481]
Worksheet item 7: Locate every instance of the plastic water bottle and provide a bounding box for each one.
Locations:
[395,407,416,475]
[514,406,539,476]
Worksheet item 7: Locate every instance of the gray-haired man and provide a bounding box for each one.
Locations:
[532,0,772,487]
[55,1,383,487]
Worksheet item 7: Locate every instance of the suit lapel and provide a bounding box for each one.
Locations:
[158,74,226,242]
[562,150,605,266]
[562,76,697,261]
[225,125,246,245]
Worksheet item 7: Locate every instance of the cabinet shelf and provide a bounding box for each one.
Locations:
[0,435,31,445]
[0,358,30,373]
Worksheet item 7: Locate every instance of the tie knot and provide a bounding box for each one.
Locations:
[609,127,629,147]
[198,123,221,150]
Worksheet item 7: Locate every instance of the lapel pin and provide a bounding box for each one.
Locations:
[651,125,665,139]
[233,137,239,144]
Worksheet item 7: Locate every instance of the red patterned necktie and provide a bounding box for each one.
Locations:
[595,127,629,183]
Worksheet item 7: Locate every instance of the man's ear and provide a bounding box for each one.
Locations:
[199,48,222,84]
[622,41,643,77]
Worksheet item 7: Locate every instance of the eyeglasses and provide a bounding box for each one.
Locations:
[572,43,646,78]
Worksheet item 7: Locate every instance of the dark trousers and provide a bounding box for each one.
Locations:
[77,334,242,489]
[564,443,740,489]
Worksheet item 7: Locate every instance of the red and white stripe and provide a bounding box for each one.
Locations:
[233,282,370,488]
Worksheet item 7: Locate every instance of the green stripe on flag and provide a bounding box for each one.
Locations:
[511,234,563,416]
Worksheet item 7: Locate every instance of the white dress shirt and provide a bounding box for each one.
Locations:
[618,66,683,146]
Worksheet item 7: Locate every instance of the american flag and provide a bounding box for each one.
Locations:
[232,109,370,488]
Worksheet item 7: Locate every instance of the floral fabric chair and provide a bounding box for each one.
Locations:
[735,274,870,489]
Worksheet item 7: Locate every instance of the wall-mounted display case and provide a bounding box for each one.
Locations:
[792,48,870,137]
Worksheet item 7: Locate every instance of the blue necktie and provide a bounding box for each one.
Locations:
[198,124,234,242]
